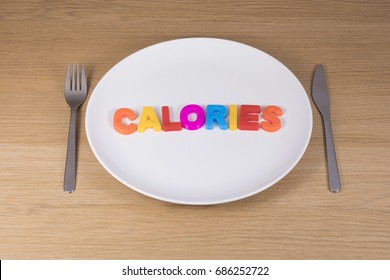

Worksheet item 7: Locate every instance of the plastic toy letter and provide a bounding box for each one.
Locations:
[238,105,261,130]
[162,106,182,131]
[113,108,137,135]
[229,105,238,130]
[180,104,205,130]
[260,105,283,132]
[137,106,162,132]
[205,105,228,130]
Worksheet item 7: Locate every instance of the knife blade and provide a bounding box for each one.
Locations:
[312,64,341,192]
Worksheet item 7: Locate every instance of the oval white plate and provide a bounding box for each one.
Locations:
[86,38,312,205]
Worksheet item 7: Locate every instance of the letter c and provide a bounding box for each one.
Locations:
[113,108,137,135]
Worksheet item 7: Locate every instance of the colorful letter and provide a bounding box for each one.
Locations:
[162,106,182,132]
[180,104,205,130]
[113,108,137,135]
[238,105,261,131]
[261,105,283,132]
[137,106,162,132]
[205,105,228,130]
[229,104,238,130]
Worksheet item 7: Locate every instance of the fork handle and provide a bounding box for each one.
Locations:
[324,118,341,192]
[64,108,77,193]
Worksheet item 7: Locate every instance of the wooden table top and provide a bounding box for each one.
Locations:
[1,0,389,260]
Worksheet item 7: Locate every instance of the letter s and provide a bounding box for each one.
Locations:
[260,105,283,132]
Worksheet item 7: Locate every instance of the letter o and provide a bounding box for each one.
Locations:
[180,104,205,130]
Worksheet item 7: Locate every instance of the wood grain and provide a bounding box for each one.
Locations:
[0,0,389,259]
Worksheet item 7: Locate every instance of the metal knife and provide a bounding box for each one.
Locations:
[312,64,341,192]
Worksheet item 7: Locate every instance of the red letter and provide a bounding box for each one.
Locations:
[260,105,283,132]
[162,106,182,131]
[238,105,260,130]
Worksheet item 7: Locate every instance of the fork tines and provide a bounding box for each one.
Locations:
[65,64,86,92]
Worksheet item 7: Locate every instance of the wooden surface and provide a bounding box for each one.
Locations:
[1,0,389,260]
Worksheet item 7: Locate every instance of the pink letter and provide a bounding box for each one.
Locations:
[180,104,205,130]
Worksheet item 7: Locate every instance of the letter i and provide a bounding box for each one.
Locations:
[229,104,238,130]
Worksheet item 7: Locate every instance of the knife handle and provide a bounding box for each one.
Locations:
[323,118,341,192]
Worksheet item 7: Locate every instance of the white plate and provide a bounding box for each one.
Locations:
[86,38,312,205]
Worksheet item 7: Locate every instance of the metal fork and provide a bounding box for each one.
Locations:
[64,64,87,193]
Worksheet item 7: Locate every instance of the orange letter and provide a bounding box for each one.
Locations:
[113,108,137,135]
[260,105,283,132]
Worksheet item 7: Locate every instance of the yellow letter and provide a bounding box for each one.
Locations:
[137,106,162,132]
[229,104,238,130]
